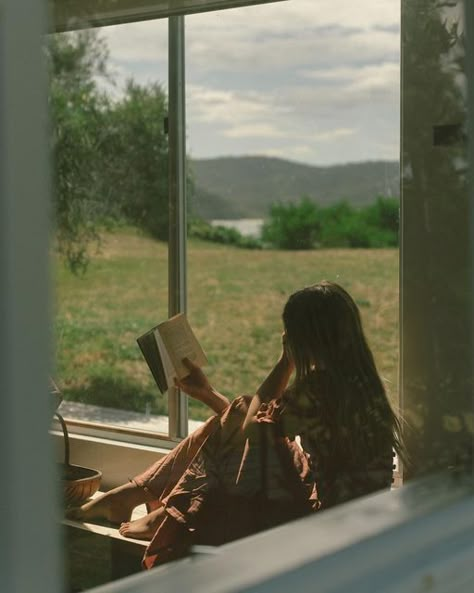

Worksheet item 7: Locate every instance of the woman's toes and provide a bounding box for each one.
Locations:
[65,506,85,520]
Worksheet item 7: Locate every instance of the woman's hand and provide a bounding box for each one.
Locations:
[175,358,230,414]
[174,358,213,401]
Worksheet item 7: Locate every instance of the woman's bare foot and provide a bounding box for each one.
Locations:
[66,481,152,525]
[119,506,166,540]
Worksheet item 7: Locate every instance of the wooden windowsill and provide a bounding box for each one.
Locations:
[62,492,149,548]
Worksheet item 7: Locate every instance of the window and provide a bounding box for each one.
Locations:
[1,1,473,593]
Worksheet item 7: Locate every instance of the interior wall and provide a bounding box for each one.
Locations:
[53,432,168,490]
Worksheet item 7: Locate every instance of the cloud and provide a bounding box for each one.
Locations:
[96,0,401,165]
[187,84,288,125]
[300,62,399,104]
[314,127,356,141]
[103,19,167,63]
[185,22,398,75]
[263,145,315,160]
[224,123,286,138]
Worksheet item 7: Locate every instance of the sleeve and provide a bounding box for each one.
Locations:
[254,399,300,439]
[277,387,319,440]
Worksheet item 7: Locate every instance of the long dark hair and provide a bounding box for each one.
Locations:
[282,281,403,461]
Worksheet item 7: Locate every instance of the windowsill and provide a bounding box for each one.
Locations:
[63,490,150,547]
[56,400,204,443]
[53,403,205,489]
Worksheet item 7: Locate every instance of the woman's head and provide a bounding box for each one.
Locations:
[282,281,373,382]
[283,280,404,460]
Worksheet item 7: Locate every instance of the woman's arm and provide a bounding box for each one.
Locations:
[175,358,230,414]
[256,352,294,402]
[243,334,295,431]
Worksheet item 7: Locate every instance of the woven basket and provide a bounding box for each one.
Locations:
[55,412,102,507]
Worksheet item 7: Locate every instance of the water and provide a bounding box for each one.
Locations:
[211,218,264,238]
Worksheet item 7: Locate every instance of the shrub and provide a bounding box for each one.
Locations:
[362,196,399,246]
[319,201,356,247]
[261,197,321,249]
[263,196,399,250]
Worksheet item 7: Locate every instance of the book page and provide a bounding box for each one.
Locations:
[157,313,207,380]
[153,328,177,390]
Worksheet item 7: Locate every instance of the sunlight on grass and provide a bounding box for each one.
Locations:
[55,230,399,421]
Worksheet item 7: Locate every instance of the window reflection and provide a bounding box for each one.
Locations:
[401,0,473,478]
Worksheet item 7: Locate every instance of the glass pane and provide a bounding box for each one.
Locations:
[51,20,171,436]
[186,1,401,431]
[401,0,473,478]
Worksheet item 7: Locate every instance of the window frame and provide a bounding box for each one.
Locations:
[2,0,474,592]
[50,0,286,32]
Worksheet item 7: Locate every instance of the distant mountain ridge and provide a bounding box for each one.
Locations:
[189,156,399,220]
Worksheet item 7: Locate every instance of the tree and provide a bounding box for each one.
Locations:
[262,196,400,250]
[48,32,173,269]
[362,196,399,247]
[319,201,356,247]
[48,30,112,272]
[262,197,321,249]
[102,81,169,240]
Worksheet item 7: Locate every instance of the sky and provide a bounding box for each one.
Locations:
[100,0,400,166]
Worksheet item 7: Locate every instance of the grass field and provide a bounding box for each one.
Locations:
[55,229,399,421]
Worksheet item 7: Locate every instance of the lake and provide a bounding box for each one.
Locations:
[211,218,264,238]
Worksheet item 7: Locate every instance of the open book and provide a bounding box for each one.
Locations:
[137,313,207,394]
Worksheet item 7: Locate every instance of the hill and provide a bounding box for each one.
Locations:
[189,156,399,220]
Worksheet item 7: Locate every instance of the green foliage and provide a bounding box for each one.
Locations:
[102,80,169,240]
[48,30,111,272]
[362,196,399,247]
[319,201,356,247]
[261,197,322,249]
[48,31,172,272]
[188,218,262,249]
[263,196,399,250]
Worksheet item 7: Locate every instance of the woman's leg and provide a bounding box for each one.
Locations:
[118,399,250,543]
[119,505,167,540]
[67,480,156,524]
[67,413,224,525]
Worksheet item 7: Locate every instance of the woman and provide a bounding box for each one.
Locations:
[70,281,402,568]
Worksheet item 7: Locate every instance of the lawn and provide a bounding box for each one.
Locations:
[54,229,399,421]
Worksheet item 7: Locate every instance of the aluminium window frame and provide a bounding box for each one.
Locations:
[50,0,286,32]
